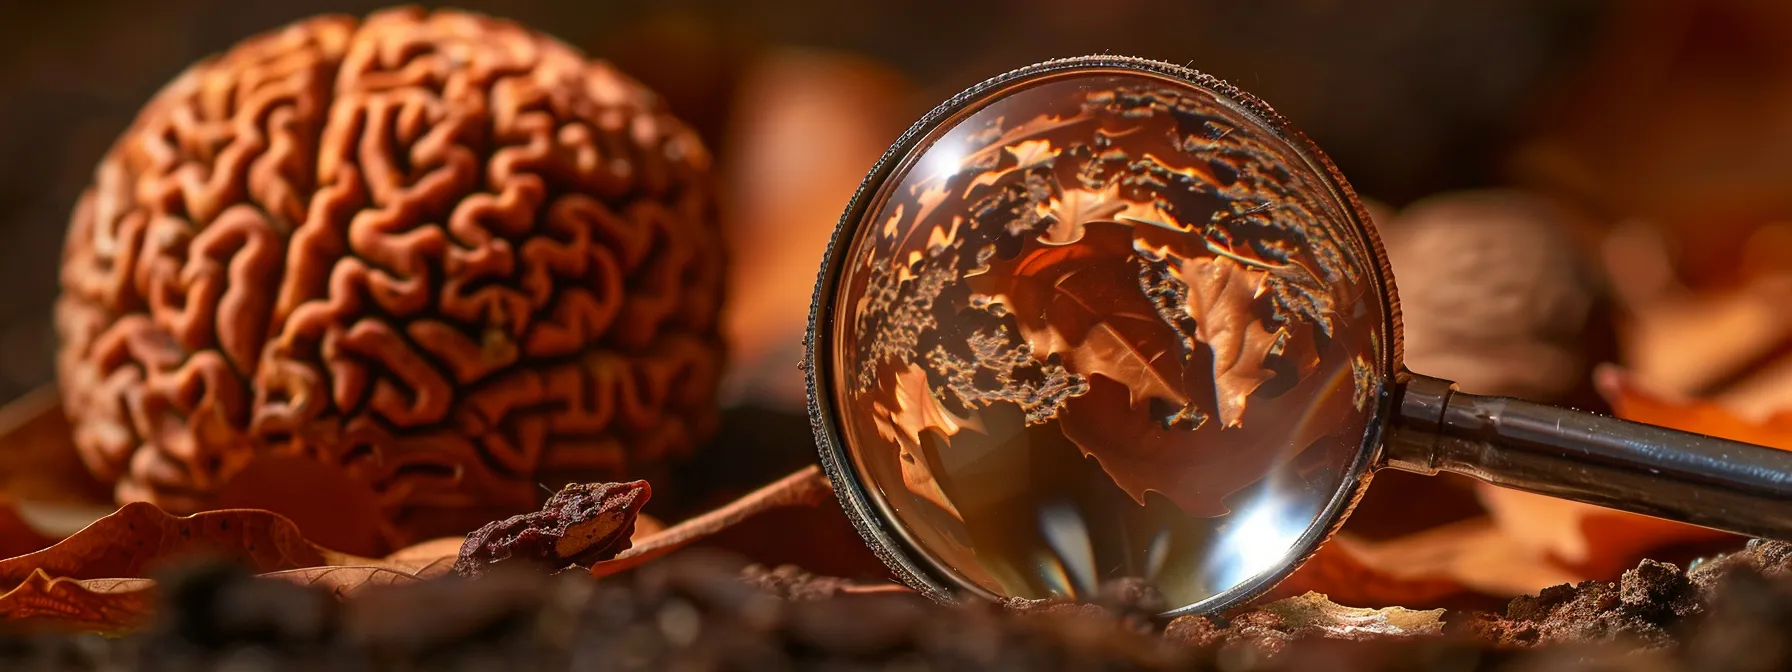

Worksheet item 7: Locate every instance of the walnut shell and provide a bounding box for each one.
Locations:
[54,8,724,554]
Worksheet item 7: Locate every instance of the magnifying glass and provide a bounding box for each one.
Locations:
[802,55,1792,617]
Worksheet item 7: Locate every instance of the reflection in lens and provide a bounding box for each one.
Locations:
[824,66,1388,612]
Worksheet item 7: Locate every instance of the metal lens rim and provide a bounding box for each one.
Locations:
[802,54,1402,617]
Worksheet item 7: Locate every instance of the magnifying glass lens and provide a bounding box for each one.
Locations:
[822,64,1392,612]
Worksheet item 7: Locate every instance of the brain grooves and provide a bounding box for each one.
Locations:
[55,9,725,551]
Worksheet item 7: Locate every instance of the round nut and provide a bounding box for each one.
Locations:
[1384,190,1604,400]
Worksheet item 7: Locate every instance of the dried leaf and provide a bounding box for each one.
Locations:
[0,503,325,587]
[454,481,650,578]
[1007,139,1058,170]
[1175,255,1283,428]
[965,221,1318,516]
[0,569,156,634]
[973,222,1190,412]
[262,565,426,599]
[1266,538,1471,608]
[1599,364,1792,448]
[1257,592,1445,640]
[1477,486,1725,582]
[591,466,833,578]
[1041,186,1127,245]
[375,537,466,579]
[872,363,980,519]
[1305,519,1580,603]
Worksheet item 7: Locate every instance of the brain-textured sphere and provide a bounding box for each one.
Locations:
[56,9,723,553]
[824,66,1387,610]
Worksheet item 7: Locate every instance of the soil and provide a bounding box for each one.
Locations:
[3,541,1792,671]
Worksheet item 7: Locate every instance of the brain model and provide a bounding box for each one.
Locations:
[55,9,724,553]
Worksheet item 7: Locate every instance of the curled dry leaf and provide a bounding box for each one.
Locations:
[973,222,1190,414]
[454,480,651,578]
[873,362,980,520]
[591,466,833,578]
[0,502,325,586]
[1599,364,1792,449]
[1265,537,1471,609]
[0,500,486,633]
[970,222,1218,513]
[373,536,467,578]
[0,504,326,633]
[1173,254,1283,428]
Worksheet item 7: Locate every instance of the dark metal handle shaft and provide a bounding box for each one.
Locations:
[1383,373,1792,541]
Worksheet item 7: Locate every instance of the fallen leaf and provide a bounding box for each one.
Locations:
[592,466,833,578]
[1175,255,1283,428]
[1320,519,1580,602]
[1265,537,1472,609]
[0,500,495,633]
[1007,139,1059,171]
[262,565,426,599]
[632,513,667,539]
[374,537,466,579]
[872,363,980,519]
[0,503,325,587]
[1040,185,1128,245]
[0,569,156,634]
[972,222,1191,413]
[1599,364,1792,448]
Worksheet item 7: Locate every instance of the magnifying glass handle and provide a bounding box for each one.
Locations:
[1383,373,1792,540]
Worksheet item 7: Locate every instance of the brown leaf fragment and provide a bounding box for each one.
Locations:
[374,536,466,579]
[0,501,483,634]
[453,480,650,579]
[0,503,325,587]
[1040,185,1177,247]
[0,570,156,634]
[1599,364,1792,450]
[1175,255,1283,427]
[973,222,1190,413]
[873,362,981,519]
[1265,538,1476,608]
[591,466,833,578]
[1041,185,1127,245]
[262,565,426,599]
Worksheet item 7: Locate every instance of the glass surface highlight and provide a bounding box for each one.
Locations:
[827,69,1387,610]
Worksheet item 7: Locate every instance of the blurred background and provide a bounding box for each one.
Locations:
[8,0,1792,603]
